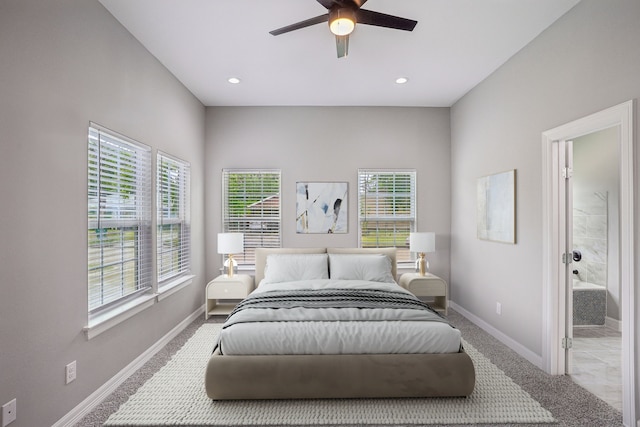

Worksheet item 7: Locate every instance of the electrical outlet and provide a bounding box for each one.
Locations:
[66,360,77,384]
[496,302,502,315]
[2,398,16,427]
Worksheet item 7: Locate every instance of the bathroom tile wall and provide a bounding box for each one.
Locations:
[573,191,608,286]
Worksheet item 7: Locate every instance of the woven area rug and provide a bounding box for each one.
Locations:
[104,324,555,426]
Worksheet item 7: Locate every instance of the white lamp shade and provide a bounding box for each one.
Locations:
[409,232,435,253]
[217,233,244,254]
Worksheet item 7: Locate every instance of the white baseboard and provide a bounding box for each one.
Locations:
[53,305,204,427]
[449,301,543,369]
[605,316,622,332]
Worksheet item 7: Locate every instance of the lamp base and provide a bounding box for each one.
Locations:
[224,255,237,277]
[416,253,429,276]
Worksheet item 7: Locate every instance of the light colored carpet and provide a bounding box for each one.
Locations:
[104,324,555,426]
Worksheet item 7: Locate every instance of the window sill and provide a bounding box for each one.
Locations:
[157,274,195,302]
[84,293,156,340]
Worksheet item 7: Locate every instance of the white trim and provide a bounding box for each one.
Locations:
[605,316,623,332]
[449,301,543,368]
[157,274,195,302]
[85,275,196,338]
[541,100,635,426]
[54,306,204,427]
[84,294,156,340]
[618,100,636,427]
[541,138,567,375]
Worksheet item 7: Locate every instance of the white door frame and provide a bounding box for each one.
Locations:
[541,100,635,425]
[562,139,575,375]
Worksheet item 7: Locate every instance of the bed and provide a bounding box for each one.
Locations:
[205,247,475,400]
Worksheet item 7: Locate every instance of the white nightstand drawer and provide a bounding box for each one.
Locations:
[405,280,445,296]
[207,281,250,299]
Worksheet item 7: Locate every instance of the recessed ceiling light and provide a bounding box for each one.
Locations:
[395,77,408,84]
[228,77,241,84]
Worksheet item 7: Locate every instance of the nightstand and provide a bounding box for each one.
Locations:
[205,274,253,319]
[399,272,448,315]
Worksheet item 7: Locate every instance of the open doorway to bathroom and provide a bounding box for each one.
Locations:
[570,127,622,411]
[541,100,635,426]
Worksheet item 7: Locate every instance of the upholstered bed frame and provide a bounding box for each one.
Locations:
[205,247,476,400]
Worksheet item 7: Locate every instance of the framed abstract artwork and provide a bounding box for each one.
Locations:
[296,182,348,234]
[477,169,516,243]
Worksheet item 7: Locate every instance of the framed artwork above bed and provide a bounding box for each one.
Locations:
[296,182,348,234]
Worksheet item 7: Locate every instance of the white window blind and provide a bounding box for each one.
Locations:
[222,169,281,266]
[88,124,152,313]
[358,169,416,263]
[157,152,191,285]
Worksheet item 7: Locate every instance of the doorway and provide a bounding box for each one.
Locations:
[569,127,622,411]
[541,100,635,426]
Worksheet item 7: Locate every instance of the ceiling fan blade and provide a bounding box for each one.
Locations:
[316,0,366,9]
[355,9,418,31]
[335,34,349,58]
[269,14,329,36]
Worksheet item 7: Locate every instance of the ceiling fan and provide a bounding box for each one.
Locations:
[269,0,418,58]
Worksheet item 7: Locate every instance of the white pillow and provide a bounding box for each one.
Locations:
[263,254,329,284]
[329,254,395,283]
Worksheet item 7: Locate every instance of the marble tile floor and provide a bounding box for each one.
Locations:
[571,326,622,411]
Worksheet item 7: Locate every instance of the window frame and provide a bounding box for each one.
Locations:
[357,169,417,264]
[222,169,282,267]
[156,151,191,287]
[87,123,153,318]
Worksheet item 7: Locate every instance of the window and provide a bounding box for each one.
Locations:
[157,152,191,285]
[358,169,416,263]
[222,169,281,266]
[88,124,152,314]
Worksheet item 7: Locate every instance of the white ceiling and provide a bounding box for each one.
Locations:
[99,0,580,107]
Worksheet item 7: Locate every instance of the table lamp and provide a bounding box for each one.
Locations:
[409,232,435,276]
[217,233,244,277]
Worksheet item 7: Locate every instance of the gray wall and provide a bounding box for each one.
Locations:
[0,1,206,426]
[204,107,452,282]
[450,0,640,359]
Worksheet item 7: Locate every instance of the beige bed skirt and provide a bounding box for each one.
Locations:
[205,348,476,400]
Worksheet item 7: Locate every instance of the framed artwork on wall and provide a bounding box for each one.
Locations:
[296,182,348,234]
[477,169,516,243]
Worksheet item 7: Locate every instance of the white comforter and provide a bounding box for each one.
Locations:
[218,279,462,355]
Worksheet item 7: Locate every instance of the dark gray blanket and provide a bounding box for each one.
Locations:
[230,287,440,316]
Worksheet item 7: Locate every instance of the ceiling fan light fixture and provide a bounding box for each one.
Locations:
[329,8,356,36]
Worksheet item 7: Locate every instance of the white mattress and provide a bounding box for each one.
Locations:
[219,279,462,355]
